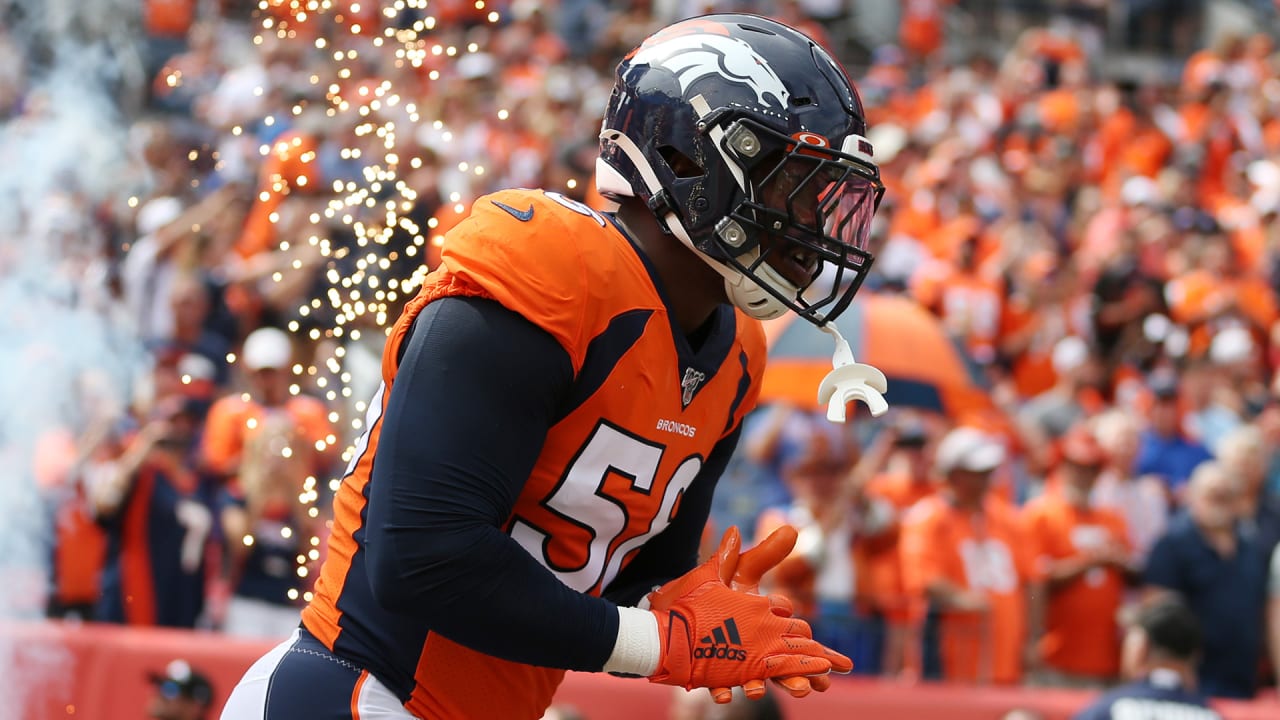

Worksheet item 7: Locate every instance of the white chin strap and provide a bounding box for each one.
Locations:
[598,110,890,423]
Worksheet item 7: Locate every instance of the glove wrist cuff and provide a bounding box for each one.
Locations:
[603,606,661,677]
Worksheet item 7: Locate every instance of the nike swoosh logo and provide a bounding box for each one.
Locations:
[492,200,534,221]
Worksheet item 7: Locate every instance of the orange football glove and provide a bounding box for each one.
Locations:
[719,526,849,703]
[646,527,844,696]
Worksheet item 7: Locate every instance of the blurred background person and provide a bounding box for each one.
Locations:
[1144,461,1269,698]
[1270,541,1280,690]
[146,659,215,720]
[1135,373,1214,499]
[1089,409,1170,566]
[1071,595,1222,720]
[754,408,896,674]
[203,326,335,638]
[90,371,213,629]
[1023,424,1135,688]
[859,416,939,677]
[1218,424,1280,559]
[900,426,1033,685]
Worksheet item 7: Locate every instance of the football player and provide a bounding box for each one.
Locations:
[222,13,884,720]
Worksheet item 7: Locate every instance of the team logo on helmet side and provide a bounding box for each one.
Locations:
[630,33,790,111]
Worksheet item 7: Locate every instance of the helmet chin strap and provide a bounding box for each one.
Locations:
[598,126,891,423]
[598,127,792,320]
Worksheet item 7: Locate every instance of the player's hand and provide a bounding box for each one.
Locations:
[646,525,797,613]
[646,527,842,696]
[722,526,849,702]
[649,526,849,702]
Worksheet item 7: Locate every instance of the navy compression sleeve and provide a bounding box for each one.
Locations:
[364,295,619,671]
[602,426,742,607]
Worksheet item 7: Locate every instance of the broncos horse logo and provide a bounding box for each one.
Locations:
[631,32,790,111]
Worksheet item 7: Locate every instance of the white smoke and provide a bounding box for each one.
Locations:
[0,0,148,717]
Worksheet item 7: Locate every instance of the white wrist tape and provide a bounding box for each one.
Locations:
[603,606,661,677]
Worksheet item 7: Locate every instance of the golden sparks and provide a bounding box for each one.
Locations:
[244,0,505,596]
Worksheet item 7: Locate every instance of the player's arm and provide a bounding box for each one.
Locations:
[364,295,619,671]
[602,426,740,608]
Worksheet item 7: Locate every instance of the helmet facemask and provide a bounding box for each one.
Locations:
[707,117,883,325]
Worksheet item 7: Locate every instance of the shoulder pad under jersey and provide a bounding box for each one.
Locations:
[439,189,616,369]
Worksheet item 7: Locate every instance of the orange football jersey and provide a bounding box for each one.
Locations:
[301,188,767,719]
[900,494,1031,685]
[1021,488,1130,678]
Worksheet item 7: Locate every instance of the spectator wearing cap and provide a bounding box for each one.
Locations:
[147,659,214,720]
[90,374,213,629]
[202,326,336,638]
[1071,595,1222,720]
[859,418,938,676]
[1134,374,1213,495]
[1022,424,1135,688]
[1144,461,1269,698]
[1090,410,1169,565]
[1212,327,1273,422]
[121,196,184,344]
[899,427,1033,685]
[121,186,246,348]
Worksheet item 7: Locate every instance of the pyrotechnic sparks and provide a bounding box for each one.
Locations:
[237,0,507,592]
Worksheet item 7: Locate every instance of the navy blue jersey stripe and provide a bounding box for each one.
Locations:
[723,350,752,436]
[557,309,653,421]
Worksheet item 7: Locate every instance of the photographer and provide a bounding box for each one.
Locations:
[91,370,212,629]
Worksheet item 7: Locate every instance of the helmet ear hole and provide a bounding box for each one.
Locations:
[658,146,703,179]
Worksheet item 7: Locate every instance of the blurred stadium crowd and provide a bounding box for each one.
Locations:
[6,0,1280,711]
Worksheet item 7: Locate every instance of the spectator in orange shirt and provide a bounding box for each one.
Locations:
[1165,224,1278,359]
[912,235,1005,365]
[900,427,1033,685]
[1024,425,1136,687]
[200,327,336,486]
[200,327,336,637]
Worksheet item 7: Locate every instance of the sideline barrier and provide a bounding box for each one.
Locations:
[2,621,1277,719]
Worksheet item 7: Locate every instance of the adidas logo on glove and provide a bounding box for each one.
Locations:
[693,619,747,661]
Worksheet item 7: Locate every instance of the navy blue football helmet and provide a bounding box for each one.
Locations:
[597,14,883,325]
